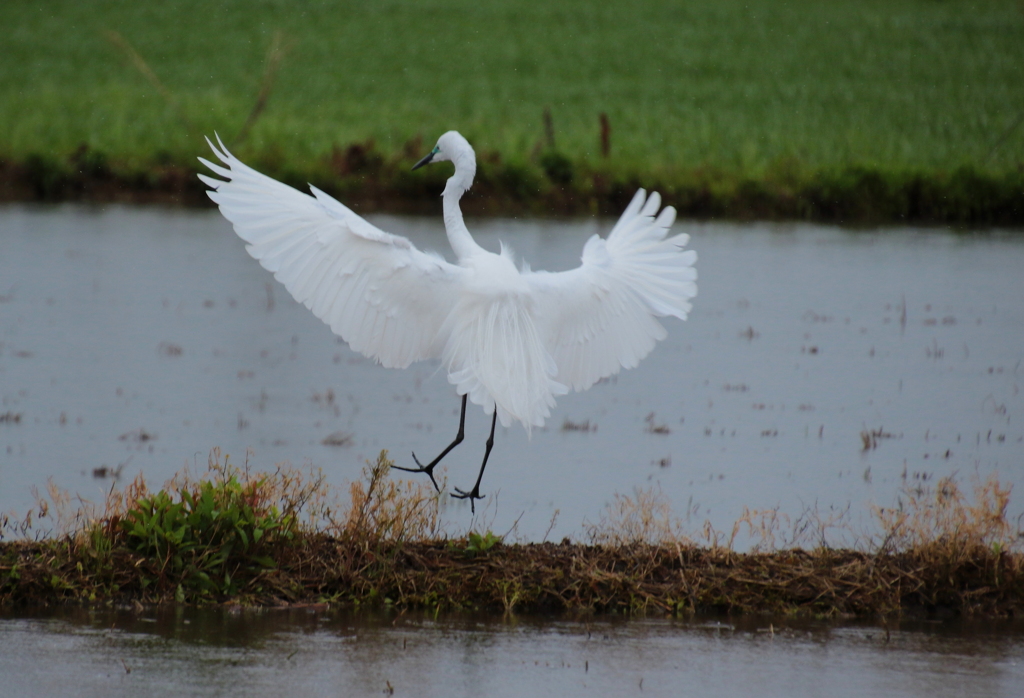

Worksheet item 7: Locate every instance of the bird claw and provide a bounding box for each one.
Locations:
[389,453,440,492]
[451,486,485,513]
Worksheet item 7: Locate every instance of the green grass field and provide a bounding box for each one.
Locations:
[1,0,1023,219]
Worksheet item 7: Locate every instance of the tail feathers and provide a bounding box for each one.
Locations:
[599,190,698,320]
[443,296,567,433]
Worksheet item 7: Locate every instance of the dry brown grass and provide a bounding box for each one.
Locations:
[872,474,1015,555]
[583,486,688,547]
[338,452,443,543]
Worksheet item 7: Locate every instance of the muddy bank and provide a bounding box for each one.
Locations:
[3,537,1022,619]
[3,455,1021,619]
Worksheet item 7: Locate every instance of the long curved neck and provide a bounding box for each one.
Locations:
[442,150,482,262]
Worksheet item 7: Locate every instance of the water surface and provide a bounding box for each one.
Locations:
[1,607,1022,698]
[1,206,1021,540]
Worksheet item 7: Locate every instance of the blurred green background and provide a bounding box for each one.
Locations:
[1,0,1022,217]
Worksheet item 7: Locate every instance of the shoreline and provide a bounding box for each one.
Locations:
[3,537,1021,619]
[2,147,1022,226]
[2,453,1021,619]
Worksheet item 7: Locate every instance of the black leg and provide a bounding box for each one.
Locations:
[452,407,498,513]
[391,394,467,492]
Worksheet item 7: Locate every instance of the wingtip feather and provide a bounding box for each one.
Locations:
[640,191,661,218]
[196,172,222,190]
[214,132,231,162]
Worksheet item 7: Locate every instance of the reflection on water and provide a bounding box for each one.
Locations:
[1,606,1023,698]
[1,205,1022,540]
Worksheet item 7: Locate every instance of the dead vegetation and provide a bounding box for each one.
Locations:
[1,452,1021,619]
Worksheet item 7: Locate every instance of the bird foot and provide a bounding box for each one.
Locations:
[451,486,485,513]
[390,452,440,492]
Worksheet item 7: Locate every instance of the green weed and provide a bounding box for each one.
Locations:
[456,530,502,557]
[119,476,294,595]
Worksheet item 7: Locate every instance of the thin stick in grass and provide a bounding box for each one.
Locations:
[103,29,197,136]
[233,31,291,147]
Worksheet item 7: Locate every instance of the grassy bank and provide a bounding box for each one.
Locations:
[3,143,1023,225]
[2,452,1022,618]
[1,0,1022,222]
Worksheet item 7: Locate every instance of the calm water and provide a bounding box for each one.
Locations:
[1,205,1022,541]
[1,607,1023,698]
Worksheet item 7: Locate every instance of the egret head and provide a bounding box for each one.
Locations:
[413,131,473,169]
[413,131,476,192]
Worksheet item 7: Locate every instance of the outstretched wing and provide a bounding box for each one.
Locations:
[198,135,464,369]
[525,189,697,391]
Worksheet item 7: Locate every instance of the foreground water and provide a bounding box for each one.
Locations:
[1,607,1023,698]
[1,206,1022,540]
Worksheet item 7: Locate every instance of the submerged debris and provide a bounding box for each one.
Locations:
[860,427,898,451]
[118,428,156,443]
[0,412,22,424]
[321,431,353,447]
[91,462,126,480]
[561,418,596,433]
[645,412,671,435]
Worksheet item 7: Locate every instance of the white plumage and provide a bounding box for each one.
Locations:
[199,130,696,507]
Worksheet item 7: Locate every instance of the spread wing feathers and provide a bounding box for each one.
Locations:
[525,189,698,392]
[198,135,465,369]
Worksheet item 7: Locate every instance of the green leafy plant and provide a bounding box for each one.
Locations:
[120,473,297,597]
[463,530,502,557]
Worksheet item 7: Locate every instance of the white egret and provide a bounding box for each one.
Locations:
[198,131,697,511]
